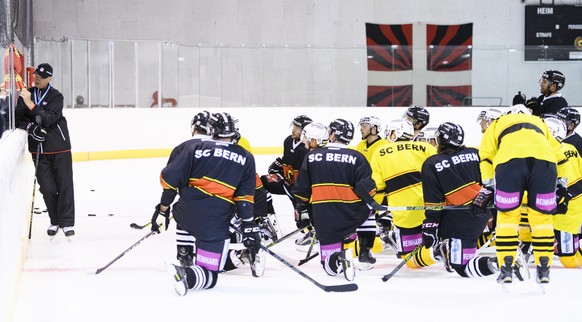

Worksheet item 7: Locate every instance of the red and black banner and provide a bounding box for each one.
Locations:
[366,23,413,71]
[367,85,413,107]
[426,23,473,71]
[426,85,471,107]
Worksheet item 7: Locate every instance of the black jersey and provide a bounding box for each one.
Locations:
[532,95,568,116]
[160,139,256,241]
[421,147,489,240]
[281,135,310,185]
[291,143,376,244]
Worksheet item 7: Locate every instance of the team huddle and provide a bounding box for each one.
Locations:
[151,72,581,295]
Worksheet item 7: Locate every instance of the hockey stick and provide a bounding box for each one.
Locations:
[381,245,423,282]
[476,234,496,255]
[383,205,473,211]
[28,116,43,239]
[261,244,357,292]
[298,230,319,266]
[129,216,173,230]
[95,224,163,274]
[230,224,357,292]
[264,225,305,248]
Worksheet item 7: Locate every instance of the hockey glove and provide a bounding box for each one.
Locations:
[556,177,572,215]
[26,122,47,142]
[512,91,526,105]
[421,218,439,248]
[472,186,494,212]
[241,220,261,254]
[268,157,283,175]
[151,203,170,233]
[525,97,539,111]
[294,201,311,229]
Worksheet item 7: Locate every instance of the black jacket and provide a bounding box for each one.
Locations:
[15,85,72,154]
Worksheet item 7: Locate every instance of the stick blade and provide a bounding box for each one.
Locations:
[323,283,358,292]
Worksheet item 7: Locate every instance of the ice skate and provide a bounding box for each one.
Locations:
[47,225,59,240]
[536,256,550,293]
[338,248,355,281]
[513,247,530,281]
[497,256,514,293]
[167,263,189,296]
[250,247,266,277]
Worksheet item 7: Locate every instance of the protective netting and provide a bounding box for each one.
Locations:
[0,0,32,48]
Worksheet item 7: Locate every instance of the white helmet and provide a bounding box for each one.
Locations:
[302,122,328,147]
[358,116,382,132]
[543,114,567,142]
[416,126,438,144]
[505,104,532,116]
[476,108,502,124]
[385,119,414,142]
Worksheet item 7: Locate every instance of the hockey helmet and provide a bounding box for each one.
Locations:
[191,110,212,134]
[542,114,567,142]
[302,122,328,147]
[556,107,581,128]
[437,122,465,148]
[385,119,414,142]
[403,106,430,130]
[328,118,355,144]
[292,115,313,129]
[209,112,237,139]
[416,126,438,145]
[476,108,502,124]
[358,116,382,133]
[539,70,565,91]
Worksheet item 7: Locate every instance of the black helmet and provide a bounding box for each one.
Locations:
[292,115,313,129]
[328,118,354,144]
[191,110,212,134]
[540,70,565,91]
[404,106,430,130]
[556,107,580,128]
[209,112,236,139]
[437,122,464,149]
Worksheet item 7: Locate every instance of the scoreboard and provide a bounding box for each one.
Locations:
[525,5,582,61]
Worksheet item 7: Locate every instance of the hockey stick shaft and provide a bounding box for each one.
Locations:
[130,216,173,230]
[230,224,357,292]
[95,224,162,274]
[381,245,422,282]
[264,225,307,248]
[28,140,42,239]
[298,252,319,266]
[476,234,496,255]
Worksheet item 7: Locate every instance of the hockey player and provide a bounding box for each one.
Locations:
[355,116,388,255]
[528,70,568,116]
[292,119,382,279]
[154,112,259,295]
[370,119,439,268]
[421,122,498,277]
[301,122,328,150]
[403,106,430,139]
[415,126,438,147]
[542,115,582,268]
[259,115,313,246]
[476,108,502,134]
[174,110,213,267]
[557,107,582,154]
[474,104,568,287]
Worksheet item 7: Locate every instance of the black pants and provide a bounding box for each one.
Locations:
[33,152,75,227]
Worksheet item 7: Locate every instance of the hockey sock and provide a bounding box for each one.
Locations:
[527,208,554,266]
[464,256,496,277]
[185,265,219,290]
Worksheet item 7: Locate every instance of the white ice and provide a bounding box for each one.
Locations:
[12,156,581,322]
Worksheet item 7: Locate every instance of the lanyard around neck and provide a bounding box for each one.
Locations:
[34,84,51,106]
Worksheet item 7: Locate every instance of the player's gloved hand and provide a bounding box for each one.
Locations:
[421,219,439,248]
[26,122,47,142]
[268,157,283,175]
[512,91,526,105]
[525,97,539,111]
[472,186,494,212]
[556,177,572,215]
[151,204,170,233]
[241,219,261,254]
[294,202,311,229]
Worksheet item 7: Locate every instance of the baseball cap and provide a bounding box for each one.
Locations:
[34,63,53,79]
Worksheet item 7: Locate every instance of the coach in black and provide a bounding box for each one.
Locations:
[16,63,75,239]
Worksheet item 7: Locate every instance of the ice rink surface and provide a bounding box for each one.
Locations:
[12,156,581,322]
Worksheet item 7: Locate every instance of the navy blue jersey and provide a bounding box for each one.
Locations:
[421,147,489,240]
[160,139,256,241]
[291,143,376,244]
